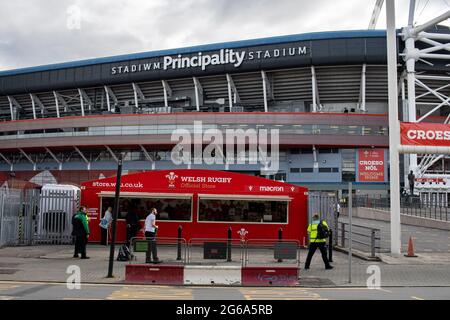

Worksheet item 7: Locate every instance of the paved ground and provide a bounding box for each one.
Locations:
[0,243,449,289]
[0,281,449,300]
[338,217,450,253]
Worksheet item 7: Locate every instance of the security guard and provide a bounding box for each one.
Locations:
[304,213,333,270]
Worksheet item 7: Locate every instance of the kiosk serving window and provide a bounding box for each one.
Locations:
[198,196,288,223]
[100,194,192,221]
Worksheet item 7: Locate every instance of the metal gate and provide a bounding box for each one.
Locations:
[308,191,338,245]
[0,187,80,247]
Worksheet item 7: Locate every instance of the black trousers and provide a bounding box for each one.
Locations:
[75,236,87,258]
[126,225,139,247]
[305,242,330,268]
[410,184,414,196]
[145,231,158,262]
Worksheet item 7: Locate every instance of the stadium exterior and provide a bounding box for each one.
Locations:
[0,28,449,196]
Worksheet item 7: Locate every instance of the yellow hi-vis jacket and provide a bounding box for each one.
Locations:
[307,220,329,243]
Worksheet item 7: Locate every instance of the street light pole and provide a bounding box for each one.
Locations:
[107,153,123,278]
[386,0,402,255]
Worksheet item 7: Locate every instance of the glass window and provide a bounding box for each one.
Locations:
[301,168,314,173]
[198,198,288,223]
[290,168,300,173]
[101,196,191,221]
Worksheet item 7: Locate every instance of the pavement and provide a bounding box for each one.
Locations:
[0,243,449,289]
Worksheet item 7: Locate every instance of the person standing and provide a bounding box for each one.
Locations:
[100,206,113,245]
[72,206,90,259]
[144,208,162,264]
[125,209,140,247]
[335,201,341,219]
[304,213,333,270]
[408,170,415,196]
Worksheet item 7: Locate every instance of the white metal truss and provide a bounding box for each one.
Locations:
[400,5,450,179]
[140,145,155,170]
[0,152,13,171]
[105,145,118,162]
[358,64,367,112]
[226,73,240,111]
[104,85,118,112]
[7,96,21,121]
[30,94,45,119]
[261,70,273,112]
[74,146,91,170]
[368,0,384,29]
[19,148,36,171]
[45,147,62,170]
[78,88,92,116]
[193,77,203,111]
[132,82,145,109]
[310,66,321,112]
[53,91,67,117]
[161,80,172,108]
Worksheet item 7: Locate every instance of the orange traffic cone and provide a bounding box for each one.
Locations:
[404,236,418,257]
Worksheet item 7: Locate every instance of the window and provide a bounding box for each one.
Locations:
[319,167,339,173]
[198,198,288,223]
[318,148,339,154]
[301,168,314,173]
[101,196,191,221]
[290,168,300,173]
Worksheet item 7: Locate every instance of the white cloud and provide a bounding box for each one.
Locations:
[0,0,448,70]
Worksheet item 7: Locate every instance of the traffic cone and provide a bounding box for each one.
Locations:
[404,236,418,257]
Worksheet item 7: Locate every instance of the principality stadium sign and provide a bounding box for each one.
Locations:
[111,46,308,75]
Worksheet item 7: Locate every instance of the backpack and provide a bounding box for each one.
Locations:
[117,245,131,261]
[316,220,330,239]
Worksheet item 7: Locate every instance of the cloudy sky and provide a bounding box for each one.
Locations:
[0,0,448,71]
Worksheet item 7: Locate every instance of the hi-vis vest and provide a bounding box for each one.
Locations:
[307,220,328,243]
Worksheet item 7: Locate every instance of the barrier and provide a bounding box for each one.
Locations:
[184,266,242,285]
[125,264,184,285]
[124,237,302,286]
[241,266,299,286]
[129,237,188,264]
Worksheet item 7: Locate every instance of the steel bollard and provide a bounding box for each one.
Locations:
[328,229,333,262]
[177,225,182,261]
[370,229,376,258]
[277,227,283,263]
[341,223,345,247]
[227,227,232,262]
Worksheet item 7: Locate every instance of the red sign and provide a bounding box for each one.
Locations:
[415,177,445,183]
[357,149,385,182]
[401,122,450,147]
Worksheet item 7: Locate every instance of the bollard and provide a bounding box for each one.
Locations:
[277,227,283,263]
[370,229,376,259]
[328,229,333,262]
[177,225,182,261]
[341,223,346,247]
[227,227,232,262]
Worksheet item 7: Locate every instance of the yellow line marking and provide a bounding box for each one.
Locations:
[411,296,425,300]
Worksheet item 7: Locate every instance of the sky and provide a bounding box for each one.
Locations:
[0,0,448,71]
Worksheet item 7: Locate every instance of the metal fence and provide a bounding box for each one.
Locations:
[308,192,339,245]
[337,222,382,259]
[0,187,79,247]
[350,195,450,221]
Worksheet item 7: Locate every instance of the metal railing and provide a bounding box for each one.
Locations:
[128,237,302,267]
[129,236,188,264]
[337,222,381,259]
[345,195,450,221]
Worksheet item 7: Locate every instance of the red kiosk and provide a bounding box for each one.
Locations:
[81,169,308,243]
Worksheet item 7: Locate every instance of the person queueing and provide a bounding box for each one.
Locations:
[125,209,140,248]
[72,206,90,259]
[304,213,333,270]
[408,170,415,197]
[144,208,162,264]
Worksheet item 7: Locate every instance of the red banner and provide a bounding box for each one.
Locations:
[357,149,385,182]
[401,122,450,147]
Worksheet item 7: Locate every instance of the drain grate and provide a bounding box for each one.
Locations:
[299,277,336,287]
